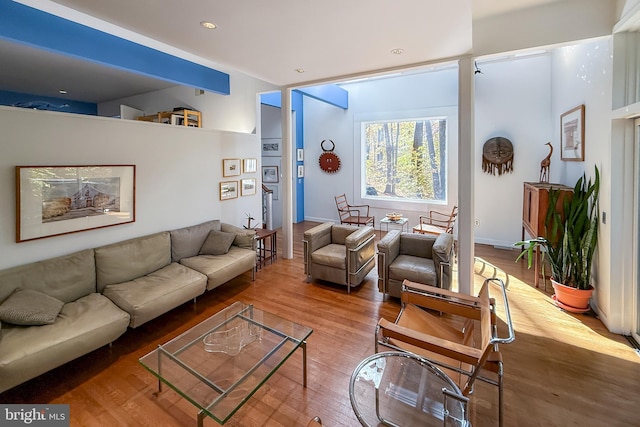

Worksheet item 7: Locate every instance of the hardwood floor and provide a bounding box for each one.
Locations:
[2,221,639,426]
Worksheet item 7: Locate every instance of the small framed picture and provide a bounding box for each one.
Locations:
[243,158,257,173]
[560,104,585,161]
[220,181,238,200]
[223,158,241,177]
[265,184,278,201]
[297,165,304,178]
[241,178,257,196]
[262,166,279,183]
[297,149,304,162]
[261,139,282,157]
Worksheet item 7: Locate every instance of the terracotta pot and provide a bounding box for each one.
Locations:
[551,279,593,313]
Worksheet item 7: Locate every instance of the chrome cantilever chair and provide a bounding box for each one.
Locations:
[334,194,375,227]
[375,277,515,427]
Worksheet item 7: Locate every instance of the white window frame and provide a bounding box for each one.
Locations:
[353,106,458,212]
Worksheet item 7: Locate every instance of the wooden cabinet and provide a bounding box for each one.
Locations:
[522,182,573,288]
[136,109,201,127]
[522,182,572,239]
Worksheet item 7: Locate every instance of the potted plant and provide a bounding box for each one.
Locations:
[515,166,600,312]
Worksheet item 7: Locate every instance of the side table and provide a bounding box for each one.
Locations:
[255,228,277,270]
[379,217,409,238]
[350,351,469,426]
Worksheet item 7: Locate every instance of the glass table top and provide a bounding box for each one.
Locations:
[350,352,470,427]
[139,301,313,425]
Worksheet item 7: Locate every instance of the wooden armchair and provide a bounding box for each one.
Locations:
[376,278,515,427]
[334,194,375,227]
[412,205,458,235]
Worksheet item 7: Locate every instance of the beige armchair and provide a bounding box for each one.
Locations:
[376,230,454,298]
[303,222,376,293]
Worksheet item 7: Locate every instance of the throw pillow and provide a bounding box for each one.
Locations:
[0,288,64,326]
[199,230,236,256]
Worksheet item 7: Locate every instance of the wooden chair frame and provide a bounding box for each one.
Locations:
[375,277,514,427]
[334,194,375,227]
[413,205,458,235]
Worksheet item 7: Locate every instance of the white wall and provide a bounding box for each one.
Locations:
[0,106,261,270]
[302,68,460,228]
[550,38,615,328]
[260,104,284,229]
[99,71,277,134]
[474,53,553,247]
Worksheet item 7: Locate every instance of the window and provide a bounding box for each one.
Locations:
[362,117,447,202]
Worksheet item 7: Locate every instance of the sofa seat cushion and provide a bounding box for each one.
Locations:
[102,263,207,328]
[310,244,346,269]
[389,255,436,285]
[0,293,130,394]
[180,246,255,291]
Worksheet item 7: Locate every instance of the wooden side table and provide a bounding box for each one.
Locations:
[255,228,277,270]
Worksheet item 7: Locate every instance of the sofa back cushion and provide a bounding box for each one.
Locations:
[170,220,221,262]
[0,249,96,304]
[95,232,171,292]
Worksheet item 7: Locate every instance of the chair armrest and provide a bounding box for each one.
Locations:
[378,318,483,365]
[432,233,454,289]
[377,229,401,262]
[345,226,375,249]
[349,204,370,216]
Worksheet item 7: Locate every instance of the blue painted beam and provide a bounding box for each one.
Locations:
[0,0,230,95]
[297,84,348,109]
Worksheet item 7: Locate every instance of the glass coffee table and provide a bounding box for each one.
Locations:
[139,302,313,425]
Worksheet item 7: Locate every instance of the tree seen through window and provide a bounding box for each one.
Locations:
[363,117,447,202]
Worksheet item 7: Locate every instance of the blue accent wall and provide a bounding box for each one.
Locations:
[0,90,97,115]
[260,91,305,222]
[0,0,230,95]
[260,87,347,222]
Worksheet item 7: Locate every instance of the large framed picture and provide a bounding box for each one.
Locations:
[560,104,585,161]
[241,178,257,196]
[262,166,279,183]
[223,158,241,177]
[220,181,238,200]
[15,165,136,242]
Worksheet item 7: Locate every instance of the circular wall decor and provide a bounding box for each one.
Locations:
[482,136,513,175]
[319,139,341,173]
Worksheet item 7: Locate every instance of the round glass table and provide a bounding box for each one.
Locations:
[350,352,470,427]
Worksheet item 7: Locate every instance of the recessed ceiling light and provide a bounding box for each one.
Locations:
[295,68,305,73]
[200,21,217,29]
[58,89,67,94]
[390,48,404,55]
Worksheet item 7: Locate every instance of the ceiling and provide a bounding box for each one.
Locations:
[1,0,569,104]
